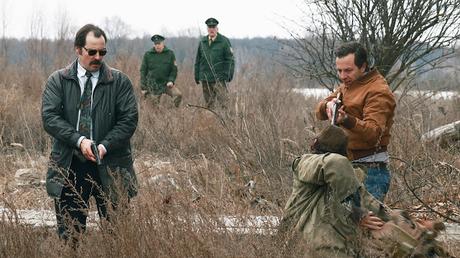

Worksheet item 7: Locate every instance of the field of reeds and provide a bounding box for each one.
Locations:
[0,39,459,257]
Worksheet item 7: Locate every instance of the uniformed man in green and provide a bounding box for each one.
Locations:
[140,34,182,107]
[194,18,235,109]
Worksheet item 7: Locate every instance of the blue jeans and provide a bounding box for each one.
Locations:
[364,166,391,202]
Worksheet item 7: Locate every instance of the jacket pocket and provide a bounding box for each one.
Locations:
[103,154,138,199]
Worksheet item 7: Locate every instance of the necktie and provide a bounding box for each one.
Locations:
[79,71,93,139]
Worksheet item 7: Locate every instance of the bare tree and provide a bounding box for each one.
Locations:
[28,7,46,40]
[283,0,460,91]
[53,6,74,67]
[0,0,9,60]
[27,9,41,59]
[27,7,50,70]
[102,16,132,39]
[102,16,132,55]
[55,7,73,41]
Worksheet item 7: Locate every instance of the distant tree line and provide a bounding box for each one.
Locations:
[0,36,285,78]
[0,34,458,91]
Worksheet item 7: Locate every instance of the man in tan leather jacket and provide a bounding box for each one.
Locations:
[315,42,396,201]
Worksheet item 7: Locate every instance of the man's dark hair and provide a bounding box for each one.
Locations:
[310,125,348,157]
[74,24,107,48]
[335,42,368,70]
[311,139,348,157]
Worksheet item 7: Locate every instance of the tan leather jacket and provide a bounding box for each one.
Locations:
[316,69,396,160]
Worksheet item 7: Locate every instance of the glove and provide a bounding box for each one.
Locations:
[195,79,200,85]
[166,81,174,87]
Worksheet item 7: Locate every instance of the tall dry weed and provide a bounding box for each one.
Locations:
[0,40,459,257]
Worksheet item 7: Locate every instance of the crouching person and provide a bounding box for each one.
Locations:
[279,125,449,257]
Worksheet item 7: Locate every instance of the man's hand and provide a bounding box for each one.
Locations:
[166,81,174,88]
[80,138,96,162]
[326,99,348,124]
[360,211,384,230]
[335,107,349,124]
[98,144,107,159]
[326,98,338,119]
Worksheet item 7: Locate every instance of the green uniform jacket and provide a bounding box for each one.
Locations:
[140,47,177,95]
[42,59,139,201]
[194,33,235,83]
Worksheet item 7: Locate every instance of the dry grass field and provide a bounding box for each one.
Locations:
[0,49,459,257]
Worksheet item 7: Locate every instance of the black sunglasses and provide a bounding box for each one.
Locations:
[83,47,107,56]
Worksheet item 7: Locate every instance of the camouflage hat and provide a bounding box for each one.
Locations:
[151,34,165,43]
[205,17,219,27]
[314,125,348,154]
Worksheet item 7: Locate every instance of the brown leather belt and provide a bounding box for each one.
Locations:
[352,162,387,169]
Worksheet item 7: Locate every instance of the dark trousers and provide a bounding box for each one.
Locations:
[55,156,110,240]
[202,81,229,109]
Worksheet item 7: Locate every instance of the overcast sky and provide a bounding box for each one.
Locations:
[0,0,306,39]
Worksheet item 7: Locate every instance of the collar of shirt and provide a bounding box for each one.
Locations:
[77,62,100,80]
[208,35,217,42]
[77,62,100,96]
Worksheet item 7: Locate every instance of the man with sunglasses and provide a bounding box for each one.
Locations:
[41,24,139,244]
[140,34,182,107]
[194,17,235,109]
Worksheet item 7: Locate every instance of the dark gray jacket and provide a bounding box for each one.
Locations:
[41,59,139,200]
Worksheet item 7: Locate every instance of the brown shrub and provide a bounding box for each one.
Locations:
[0,49,459,257]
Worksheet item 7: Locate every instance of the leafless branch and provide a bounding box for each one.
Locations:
[281,0,460,91]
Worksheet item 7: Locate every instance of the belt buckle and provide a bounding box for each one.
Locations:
[369,162,380,168]
[354,162,383,168]
[369,162,386,168]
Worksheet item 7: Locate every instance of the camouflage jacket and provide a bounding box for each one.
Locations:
[281,153,448,257]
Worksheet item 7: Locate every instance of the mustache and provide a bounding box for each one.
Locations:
[90,60,102,65]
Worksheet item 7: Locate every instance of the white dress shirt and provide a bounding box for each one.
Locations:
[75,62,106,154]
